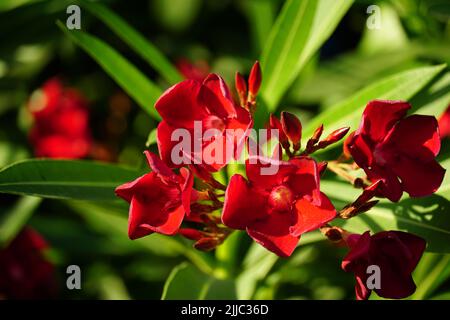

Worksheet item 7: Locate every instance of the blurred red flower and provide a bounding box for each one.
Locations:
[155,74,252,171]
[346,100,445,202]
[438,105,450,139]
[115,151,194,239]
[342,230,426,300]
[28,78,92,159]
[222,156,336,257]
[176,58,210,82]
[0,228,57,299]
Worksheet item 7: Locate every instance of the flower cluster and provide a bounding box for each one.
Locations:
[28,78,92,159]
[116,62,445,300]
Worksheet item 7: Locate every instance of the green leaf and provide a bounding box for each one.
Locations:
[81,0,183,85]
[240,0,276,53]
[145,128,157,147]
[162,262,236,300]
[411,253,450,299]
[322,176,450,253]
[237,231,323,299]
[0,159,141,201]
[0,196,41,247]
[57,21,161,119]
[260,0,353,110]
[304,64,447,141]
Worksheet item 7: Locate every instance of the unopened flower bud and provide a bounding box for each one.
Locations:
[179,228,203,241]
[235,72,247,106]
[248,61,262,97]
[281,111,302,151]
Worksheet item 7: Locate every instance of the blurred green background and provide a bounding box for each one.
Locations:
[0,0,449,300]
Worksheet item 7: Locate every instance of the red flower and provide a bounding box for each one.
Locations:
[28,78,92,159]
[346,100,445,202]
[0,228,57,299]
[438,105,450,139]
[222,156,336,257]
[342,231,426,300]
[115,151,194,239]
[155,74,252,171]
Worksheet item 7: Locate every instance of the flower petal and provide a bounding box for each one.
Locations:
[290,192,336,237]
[222,174,267,229]
[366,164,403,202]
[144,150,178,182]
[287,157,321,204]
[157,120,186,168]
[247,211,299,257]
[358,100,410,143]
[245,157,296,191]
[200,74,237,118]
[385,115,441,161]
[391,156,445,198]
[128,196,185,238]
[155,80,207,129]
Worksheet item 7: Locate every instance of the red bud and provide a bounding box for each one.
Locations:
[318,161,328,176]
[281,111,302,150]
[194,237,219,251]
[312,124,324,141]
[269,114,289,147]
[235,72,247,106]
[179,228,203,241]
[343,131,355,159]
[355,179,383,205]
[248,61,262,97]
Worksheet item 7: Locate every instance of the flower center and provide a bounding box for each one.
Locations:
[203,115,226,133]
[268,185,294,212]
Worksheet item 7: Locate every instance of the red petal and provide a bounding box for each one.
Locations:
[200,74,237,118]
[289,192,336,237]
[358,100,410,143]
[226,107,252,159]
[384,115,441,161]
[157,120,185,168]
[128,196,184,238]
[341,231,371,272]
[144,150,178,182]
[180,167,194,216]
[366,164,403,202]
[287,157,321,204]
[247,211,299,257]
[155,80,207,129]
[439,105,450,138]
[391,156,445,198]
[222,174,267,229]
[348,134,374,167]
[245,157,296,190]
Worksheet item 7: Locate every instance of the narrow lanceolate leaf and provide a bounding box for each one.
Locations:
[0,159,142,201]
[81,0,183,85]
[162,262,237,300]
[321,175,450,253]
[0,196,41,248]
[57,21,161,119]
[260,0,353,110]
[304,64,447,141]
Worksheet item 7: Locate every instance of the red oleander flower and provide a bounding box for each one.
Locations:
[346,100,445,202]
[222,156,336,257]
[28,78,92,159]
[115,151,194,239]
[0,228,57,299]
[155,74,252,171]
[438,105,450,139]
[342,230,426,300]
